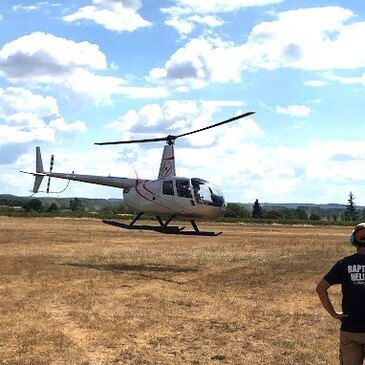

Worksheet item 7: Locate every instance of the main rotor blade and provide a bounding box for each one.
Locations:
[175,111,255,140]
[95,111,255,146]
[95,136,170,145]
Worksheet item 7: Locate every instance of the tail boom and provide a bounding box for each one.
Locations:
[46,172,136,189]
[20,146,136,193]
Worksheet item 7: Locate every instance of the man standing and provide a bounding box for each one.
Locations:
[316,223,365,365]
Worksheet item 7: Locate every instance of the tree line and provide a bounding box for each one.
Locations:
[225,192,365,223]
[0,192,363,223]
[0,197,131,218]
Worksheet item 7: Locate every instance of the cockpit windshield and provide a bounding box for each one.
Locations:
[191,178,226,207]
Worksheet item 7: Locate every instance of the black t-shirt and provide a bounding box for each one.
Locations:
[324,253,365,332]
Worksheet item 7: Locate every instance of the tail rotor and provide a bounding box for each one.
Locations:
[20,147,71,195]
[46,155,54,194]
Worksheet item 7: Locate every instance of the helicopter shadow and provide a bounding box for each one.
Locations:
[59,262,199,285]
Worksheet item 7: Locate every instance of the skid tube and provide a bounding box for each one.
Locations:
[102,213,222,236]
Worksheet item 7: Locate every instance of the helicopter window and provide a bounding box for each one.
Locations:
[162,180,174,196]
[176,179,192,198]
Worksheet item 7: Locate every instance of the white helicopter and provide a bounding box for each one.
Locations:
[22,111,255,236]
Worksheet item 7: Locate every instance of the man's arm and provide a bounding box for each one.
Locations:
[316,278,346,321]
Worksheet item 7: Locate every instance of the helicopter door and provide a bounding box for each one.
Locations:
[176,179,192,198]
[175,179,196,208]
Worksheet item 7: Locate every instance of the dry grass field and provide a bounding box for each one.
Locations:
[0,216,353,365]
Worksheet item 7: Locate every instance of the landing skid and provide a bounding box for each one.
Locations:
[102,213,222,236]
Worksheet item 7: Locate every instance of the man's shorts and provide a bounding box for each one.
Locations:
[340,330,365,365]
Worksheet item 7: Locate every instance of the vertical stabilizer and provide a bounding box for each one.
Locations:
[158,144,176,179]
[36,146,44,173]
[33,147,44,193]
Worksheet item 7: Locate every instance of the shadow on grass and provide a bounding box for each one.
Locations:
[59,262,199,284]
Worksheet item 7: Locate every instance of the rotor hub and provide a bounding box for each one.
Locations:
[166,135,176,145]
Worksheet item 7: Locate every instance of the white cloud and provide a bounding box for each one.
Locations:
[0,87,86,146]
[162,0,281,36]
[107,100,200,134]
[49,118,87,132]
[307,141,365,182]
[149,38,244,88]
[164,12,224,37]
[152,6,365,89]
[12,2,56,12]
[324,72,365,85]
[275,105,311,117]
[0,32,107,79]
[189,15,224,27]
[63,0,151,32]
[65,68,126,105]
[164,0,283,15]
[0,112,56,144]
[12,4,38,12]
[0,32,167,104]
[165,16,194,37]
[59,67,169,104]
[246,6,365,70]
[305,80,327,87]
[0,87,59,117]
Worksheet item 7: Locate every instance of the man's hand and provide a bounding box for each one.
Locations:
[331,312,347,321]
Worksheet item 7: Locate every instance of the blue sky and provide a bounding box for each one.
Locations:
[0,0,364,204]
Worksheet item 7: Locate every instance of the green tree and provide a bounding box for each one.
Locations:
[278,207,297,220]
[116,203,132,214]
[264,209,283,220]
[99,206,116,218]
[296,207,308,220]
[252,199,263,219]
[47,202,59,212]
[344,191,359,222]
[309,213,321,221]
[23,198,43,213]
[225,203,251,218]
[69,198,85,212]
[310,206,325,219]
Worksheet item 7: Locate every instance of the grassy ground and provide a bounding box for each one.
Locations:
[0,217,352,364]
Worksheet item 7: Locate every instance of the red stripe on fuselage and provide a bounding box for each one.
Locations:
[142,180,156,196]
[135,179,155,202]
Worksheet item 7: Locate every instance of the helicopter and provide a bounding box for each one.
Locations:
[21,111,255,236]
